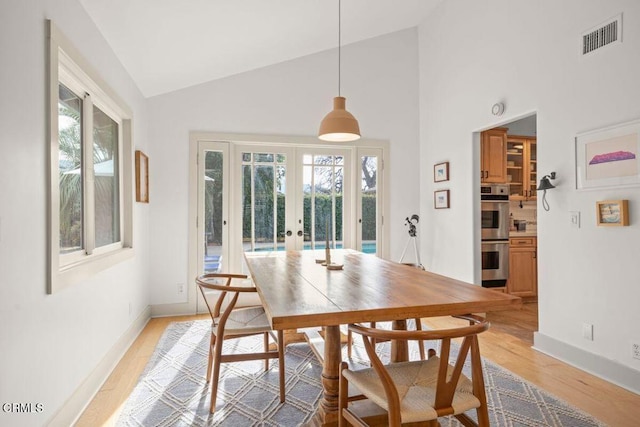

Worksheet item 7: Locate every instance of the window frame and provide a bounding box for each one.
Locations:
[48,20,134,293]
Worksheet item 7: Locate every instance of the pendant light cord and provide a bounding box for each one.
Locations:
[338,0,341,97]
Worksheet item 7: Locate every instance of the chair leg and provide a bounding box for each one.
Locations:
[470,336,490,427]
[209,334,225,414]
[277,329,285,403]
[370,321,377,348]
[338,362,348,427]
[347,329,353,359]
[414,317,426,360]
[206,333,215,383]
[263,332,269,371]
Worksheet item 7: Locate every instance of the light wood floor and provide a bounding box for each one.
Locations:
[76,305,640,426]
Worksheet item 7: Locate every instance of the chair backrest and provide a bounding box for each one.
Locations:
[348,314,489,418]
[196,273,253,319]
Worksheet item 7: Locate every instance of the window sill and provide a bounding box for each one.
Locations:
[49,247,135,293]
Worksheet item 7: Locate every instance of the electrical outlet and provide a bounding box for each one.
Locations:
[177,283,185,294]
[582,323,594,341]
[632,342,640,360]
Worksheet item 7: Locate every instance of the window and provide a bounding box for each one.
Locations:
[48,21,133,293]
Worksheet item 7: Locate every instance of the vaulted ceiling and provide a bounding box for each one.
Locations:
[80,0,442,97]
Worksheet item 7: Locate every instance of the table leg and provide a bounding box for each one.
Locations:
[390,319,409,362]
[309,325,341,426]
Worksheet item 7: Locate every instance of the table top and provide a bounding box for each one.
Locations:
[244,250,522,330]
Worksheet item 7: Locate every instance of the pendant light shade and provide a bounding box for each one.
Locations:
[318,0,360,142]
[319,96,360,141]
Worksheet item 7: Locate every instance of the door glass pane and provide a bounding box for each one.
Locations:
[313,166,332,249]
[361,156,377,254]
[93,105,120,248]
[529,143,537,198]
[242,152,286,252]
[58,83,83,254]
[254,165,275,250]
[204,151,224,272]
[303,155,343,250]
[255,153,274,163]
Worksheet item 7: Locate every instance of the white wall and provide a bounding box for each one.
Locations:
[147,29,421,305]
[0,0,150,424]
[418,0,640,386]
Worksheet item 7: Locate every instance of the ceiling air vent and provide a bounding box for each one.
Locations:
[582,14,622,55]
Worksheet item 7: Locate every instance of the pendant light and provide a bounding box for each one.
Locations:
[318,0,360,142]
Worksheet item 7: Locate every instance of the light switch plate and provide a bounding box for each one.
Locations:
[570,211,580,228]
[582,323,594,340]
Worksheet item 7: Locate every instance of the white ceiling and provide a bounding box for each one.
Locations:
[79,0,442,97]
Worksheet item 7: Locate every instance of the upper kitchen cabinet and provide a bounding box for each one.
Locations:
[506,135,537,200]
[481,127,507,183]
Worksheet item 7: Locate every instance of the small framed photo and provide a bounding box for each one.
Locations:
[434,161,450,182]
[434,189,450,209]
[135,150,149,203]
[596,200,628,226]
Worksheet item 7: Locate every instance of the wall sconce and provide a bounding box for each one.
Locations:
[537,172,556,211]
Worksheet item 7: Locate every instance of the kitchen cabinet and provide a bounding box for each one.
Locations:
[481,128,507,183]
[506,136,537,200]
[507,237,537,299]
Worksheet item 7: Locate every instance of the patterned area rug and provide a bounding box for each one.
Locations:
[117,320,605,426]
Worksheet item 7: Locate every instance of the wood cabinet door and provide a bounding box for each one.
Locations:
[525,139,537,200]
[508,247,537,297]
[481,128,507,183]
[506,136,537,199]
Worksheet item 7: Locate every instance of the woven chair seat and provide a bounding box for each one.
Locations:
[343,356,480,423]
[213,305,271,335]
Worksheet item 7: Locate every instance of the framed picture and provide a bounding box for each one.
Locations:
[576,119,640,190]
[135,150,149,203]
[596,200,629,226]
[434,189,450,209]
[434,161,450,182]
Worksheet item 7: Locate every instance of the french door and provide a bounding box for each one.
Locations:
[192,136,385,312]
[297,147,352,252]
[234,145,352,257]
[196,141,230,275]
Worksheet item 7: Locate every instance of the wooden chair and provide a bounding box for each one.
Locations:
[196,273,285,414]
[339,314,490,427]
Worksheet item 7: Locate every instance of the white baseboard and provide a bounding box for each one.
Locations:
[150,301,196,317]
[533,332,640,395]
[47,306,152,427]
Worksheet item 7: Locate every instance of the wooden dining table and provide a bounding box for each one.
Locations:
[244,249,521,426]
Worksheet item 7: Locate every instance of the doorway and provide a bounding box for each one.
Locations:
[480,114,539,344]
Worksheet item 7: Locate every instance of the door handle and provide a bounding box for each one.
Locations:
[297,230,304,237]
[286,230,292,237]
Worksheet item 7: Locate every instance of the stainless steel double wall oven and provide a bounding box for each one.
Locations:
[481,184,509,287]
